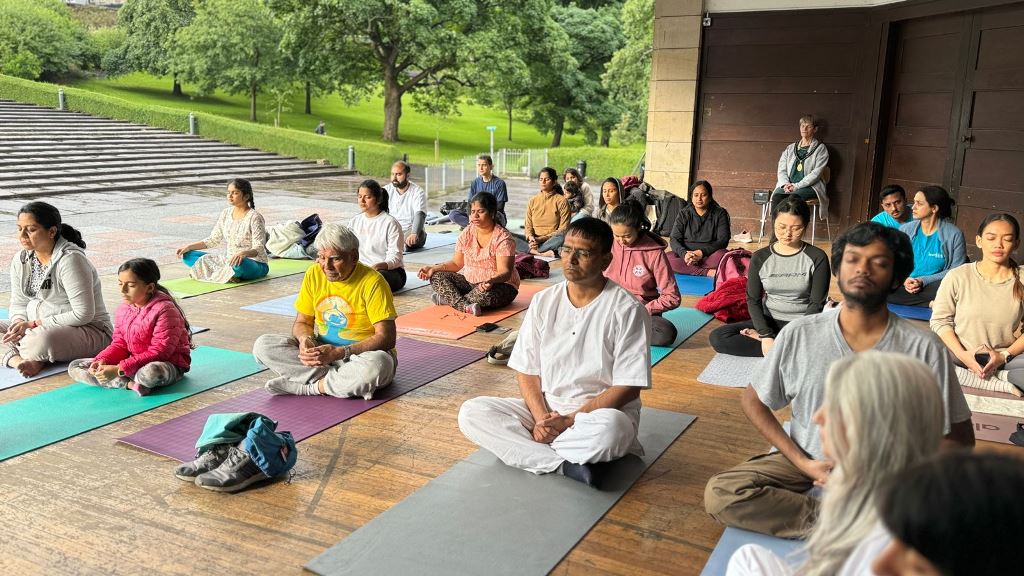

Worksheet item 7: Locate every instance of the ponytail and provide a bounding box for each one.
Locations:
[59,223,86,249]
[155,283,196,349]
[1011,259,1024,302]
[119,258,195,348]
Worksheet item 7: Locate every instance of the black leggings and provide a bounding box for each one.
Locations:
[651,315,677,347]
[709,318,788,357]
[887,282,940,307]
[379,267,407,293]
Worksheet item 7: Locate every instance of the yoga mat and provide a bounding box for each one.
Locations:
[305,407,696,576]
[700,527,805,576]
[240,278,430,317]
[0,309,7,320]
[650,307,713,366]
[887,303,932,321]
[396,284,544,340]
[969,410,1024,446]
[966,393,1024,418]
[676,274,715,296]
[119,338,485,461]
[408,232,458,253]
[0,346,265,462]
[697,353,764,388]
[163,258,314,298]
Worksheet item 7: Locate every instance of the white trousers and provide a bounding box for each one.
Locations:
[726,544,793,576]
[458,395,640,474]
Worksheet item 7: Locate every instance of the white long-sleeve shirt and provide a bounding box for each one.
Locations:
[349,211,404,270]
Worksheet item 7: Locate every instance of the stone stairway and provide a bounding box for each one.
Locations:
[0,100,357,197]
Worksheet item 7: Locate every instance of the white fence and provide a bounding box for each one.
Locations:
[412,148,550,195]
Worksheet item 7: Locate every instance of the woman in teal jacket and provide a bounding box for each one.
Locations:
[890,185,966,306]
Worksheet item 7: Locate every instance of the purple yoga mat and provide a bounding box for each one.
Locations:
[118,338,485,461]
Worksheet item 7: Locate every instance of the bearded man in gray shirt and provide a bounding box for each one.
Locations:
[704,222,974,538]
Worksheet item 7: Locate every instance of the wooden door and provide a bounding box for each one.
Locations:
[951,4,1024,259]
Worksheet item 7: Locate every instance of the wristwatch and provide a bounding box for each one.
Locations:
[1002,350,1014,363]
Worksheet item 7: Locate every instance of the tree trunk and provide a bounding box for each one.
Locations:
[506,102,513,141]
[250,83,257,122]
[305,81,312,115]
[381,72,403,142]
[550,116,564,148]
[172,76,182,97]
[600,127,610,147]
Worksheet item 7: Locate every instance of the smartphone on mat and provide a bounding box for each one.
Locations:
[476,322,500,332]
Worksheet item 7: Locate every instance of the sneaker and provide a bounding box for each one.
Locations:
[487,330,518,366]
[732,230,753,243]
[431,293,448,306]
[194,446,270,493]
[175,444,231,481]
[265,376,319,396]
[465,303,481,316]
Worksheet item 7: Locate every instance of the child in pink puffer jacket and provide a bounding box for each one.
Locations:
[68,258,193,396]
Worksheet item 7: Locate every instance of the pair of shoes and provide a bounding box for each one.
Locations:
[465,303,481,316]
[487,330,518,365]
[732,230,753,243]
[431,293,448,306]
[175,444,231,481]
[184,446,270,491]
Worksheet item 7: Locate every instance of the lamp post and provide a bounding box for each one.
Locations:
[486,125,496,158]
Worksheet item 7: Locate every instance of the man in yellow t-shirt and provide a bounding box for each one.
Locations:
[253,223,398,399]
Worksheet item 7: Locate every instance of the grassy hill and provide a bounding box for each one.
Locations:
[68,73,642,164]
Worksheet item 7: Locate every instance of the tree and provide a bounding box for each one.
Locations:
[0,0,88,80]
[174,0,289,122]
[272,1,339,115]
[603,0,653,144]
[111,0,194,96]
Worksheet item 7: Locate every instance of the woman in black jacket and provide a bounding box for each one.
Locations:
[668,180,731,276]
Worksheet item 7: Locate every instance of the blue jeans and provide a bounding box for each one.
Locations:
[183,250,270,281]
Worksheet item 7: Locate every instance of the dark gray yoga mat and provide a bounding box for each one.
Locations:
[305,407,696,576]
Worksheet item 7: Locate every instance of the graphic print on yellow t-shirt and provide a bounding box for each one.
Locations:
[294,262,398,347]
[315,295,358,345]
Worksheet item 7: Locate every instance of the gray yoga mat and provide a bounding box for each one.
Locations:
[305,407,696,576]
[697,353,764,388]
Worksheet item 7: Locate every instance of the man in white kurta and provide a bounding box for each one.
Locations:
[458,218,652,485]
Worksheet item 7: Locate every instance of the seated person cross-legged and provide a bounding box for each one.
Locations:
[770,114,830,217]
[385,160,429,251]
[931,213,1024,396]
[418,192,520,317]
[726,352,945,575]
[889,185,966,306]
[710,198,830,358]
[348,179,407,293]
[458,218,653,489]
[605,200,681,347]
[519,166,571,255]
[448,154,509,228]
[252,223,398,400]
[704,222,974,538]
[668,180,731,277]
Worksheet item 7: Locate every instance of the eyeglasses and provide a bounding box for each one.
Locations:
[559,246,594,260]
[774,224,805,234]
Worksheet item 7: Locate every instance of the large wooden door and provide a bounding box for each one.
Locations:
[881,6,1024,259]
[951,4,1024,257]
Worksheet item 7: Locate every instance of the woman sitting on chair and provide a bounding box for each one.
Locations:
[770,115,830,219]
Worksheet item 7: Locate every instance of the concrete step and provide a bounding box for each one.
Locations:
[0,151,283,168]
[0,157,318,181]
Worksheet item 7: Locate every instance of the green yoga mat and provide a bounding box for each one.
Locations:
[0,346,265,462]
[163,258,314,298]
[651,307,713,366]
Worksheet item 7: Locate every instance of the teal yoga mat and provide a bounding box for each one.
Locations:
[651,307,713,366]
[0,346,265,462]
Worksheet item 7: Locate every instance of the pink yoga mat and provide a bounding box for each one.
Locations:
[118,338,485,461]
[963,388,1024,446]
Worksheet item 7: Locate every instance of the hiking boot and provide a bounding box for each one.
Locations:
[175,444,231,481]
[194,446,270,493]
[431,293,448,306]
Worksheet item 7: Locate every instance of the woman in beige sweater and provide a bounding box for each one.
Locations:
[931,213,1024,394]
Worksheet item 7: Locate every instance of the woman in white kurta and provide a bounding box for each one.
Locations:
[175,178,269,284]
[348,179,406,292]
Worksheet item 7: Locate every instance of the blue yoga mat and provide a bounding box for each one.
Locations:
[700,527,805,575]
[676,274,715,296]
[0,346,265,462]
[651,307,713,366]
[888,303,932,321]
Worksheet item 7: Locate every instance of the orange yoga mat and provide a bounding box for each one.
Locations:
[396,283,546,339]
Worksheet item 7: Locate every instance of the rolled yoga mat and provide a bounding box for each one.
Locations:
[887,303,932,321]
[650,307,713,366]
[163,258,314,298]
[700,527,805,576]
[304,407,696,576]
[240,277,430,317]
[396,283,544,340]
[0,346,265,462]
[676,273,715,296]
[697,353,764,388]
[118,338,486,461]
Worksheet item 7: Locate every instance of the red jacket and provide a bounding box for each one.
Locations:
[605,231,681,315]
[696,277,750,323]
[94,291,192,376]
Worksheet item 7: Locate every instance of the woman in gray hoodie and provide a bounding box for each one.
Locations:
[1,202,112,377]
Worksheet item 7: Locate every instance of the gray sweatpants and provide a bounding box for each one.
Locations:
[68,359,183,390]
[0,320,111,366]
[252,333,396,399]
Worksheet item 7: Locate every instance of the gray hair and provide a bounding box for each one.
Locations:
[802,351,944,576]
[313,223,359,255]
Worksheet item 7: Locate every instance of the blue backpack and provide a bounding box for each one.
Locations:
[243,416,297,478]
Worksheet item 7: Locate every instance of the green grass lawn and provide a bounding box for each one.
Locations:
[68,73,640,164]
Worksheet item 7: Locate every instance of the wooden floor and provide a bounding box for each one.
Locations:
[0,234,1017,575]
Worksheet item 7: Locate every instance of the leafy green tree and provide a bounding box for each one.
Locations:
[603,0,652,144]
[110,0,194,96]
[272,1,340,115]
[174,0,289,122]
[0,0,88,80]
